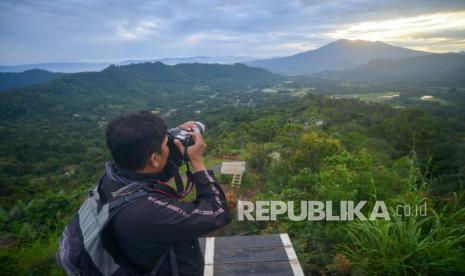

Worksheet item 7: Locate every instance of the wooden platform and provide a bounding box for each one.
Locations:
[220,162,246,175]
[199,234,304,276]
[221,162,246,188]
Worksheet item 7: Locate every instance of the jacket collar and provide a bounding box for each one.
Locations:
[104,161,178,197]
[105,161,164,184]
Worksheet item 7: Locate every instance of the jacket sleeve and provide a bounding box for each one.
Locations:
[145,169,231,238]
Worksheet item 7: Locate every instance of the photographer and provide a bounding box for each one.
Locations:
[98,111,231,275]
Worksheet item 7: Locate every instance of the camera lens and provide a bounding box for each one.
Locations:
[194,122,205,134]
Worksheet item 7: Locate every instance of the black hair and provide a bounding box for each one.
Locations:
[105,111,167,170]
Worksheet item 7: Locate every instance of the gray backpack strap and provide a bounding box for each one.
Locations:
[78,189,119,275]
[111,182,146,198]
[108,190,148,213]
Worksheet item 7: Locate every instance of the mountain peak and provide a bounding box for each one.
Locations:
[244,39,429,75]
[327,39,389,48]
[335,38,364,44]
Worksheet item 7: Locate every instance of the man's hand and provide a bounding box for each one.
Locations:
[177,121,197,132]
[173,130,207,172]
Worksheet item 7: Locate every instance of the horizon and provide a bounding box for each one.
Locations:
[1,1,465,65]
[1,39,463,67]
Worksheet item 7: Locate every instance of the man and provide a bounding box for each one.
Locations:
[98,111,231,275]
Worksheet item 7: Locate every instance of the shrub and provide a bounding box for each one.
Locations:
[342,207,465,275]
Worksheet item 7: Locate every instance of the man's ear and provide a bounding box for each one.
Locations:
[150,152,161,168]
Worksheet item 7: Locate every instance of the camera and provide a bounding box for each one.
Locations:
[165,121,205,169]
[158,121,205,192]
[168,121,205,149]
[160,121,205,196]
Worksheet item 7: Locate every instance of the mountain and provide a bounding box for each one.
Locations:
[317,53,465,86]
[0,62,281,122]
[120,56,254,66]
[99,62,279,87]
[0,56,255,73]
[0,62,111,73]
[244,39,429,75]
[0,69,63,91]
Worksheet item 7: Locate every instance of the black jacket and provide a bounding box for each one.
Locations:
[98,163,231,275]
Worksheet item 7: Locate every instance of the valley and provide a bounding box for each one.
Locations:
[0,43,465,275]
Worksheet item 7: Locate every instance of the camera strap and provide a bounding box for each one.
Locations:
[172,146,194,198]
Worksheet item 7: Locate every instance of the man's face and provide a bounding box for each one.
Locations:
[157,135,170,170]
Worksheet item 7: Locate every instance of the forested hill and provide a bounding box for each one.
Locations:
[0,62,284,204]
[318,53,465,86]
[1,59,465,275]
[0,69,63,91]
[100,62,279,87]
[0,62,282,122]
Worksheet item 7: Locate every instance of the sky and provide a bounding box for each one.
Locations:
[1,0,465,65]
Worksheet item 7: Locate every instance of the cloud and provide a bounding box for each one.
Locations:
[1,0,465,64]
[109,19,165,41]
[327,11,465,52]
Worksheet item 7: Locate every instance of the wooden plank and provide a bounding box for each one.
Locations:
[221,162,246,175]
[199,237,206,254]
[199,234,304,276]
[214,261,294,276]
[281,234,305,276]
[213,234,283,249]
[204,237,215,276]
[214,247,289,264]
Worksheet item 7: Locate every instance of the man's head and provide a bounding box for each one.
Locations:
[105,111,169,172]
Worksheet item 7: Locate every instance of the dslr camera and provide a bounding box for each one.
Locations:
[167,121,205,167]
[157,121,205,197]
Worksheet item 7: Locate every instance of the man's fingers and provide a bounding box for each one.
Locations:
[191,131,204,144]
[179,125,192,131]
[178,121,196,131]
[173,139,185,155]
[191,132,207,148]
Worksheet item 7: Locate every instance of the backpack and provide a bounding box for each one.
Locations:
[56,181,168,275]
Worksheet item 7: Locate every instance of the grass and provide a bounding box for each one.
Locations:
[342,207,465,275]
[1,230,65,276]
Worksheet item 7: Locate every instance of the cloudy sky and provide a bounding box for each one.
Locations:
[1,0,465,65]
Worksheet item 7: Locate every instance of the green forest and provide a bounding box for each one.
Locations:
[1,62,464,275]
